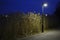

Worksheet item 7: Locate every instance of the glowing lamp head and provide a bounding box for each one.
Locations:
[43,3,48,7]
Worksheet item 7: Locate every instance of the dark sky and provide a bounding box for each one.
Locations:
[0,0,60,15]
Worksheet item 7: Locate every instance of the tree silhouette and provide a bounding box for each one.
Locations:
[53,2,60,29]
[54,2,60,18]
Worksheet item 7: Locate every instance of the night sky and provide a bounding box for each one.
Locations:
[0,0,60,15]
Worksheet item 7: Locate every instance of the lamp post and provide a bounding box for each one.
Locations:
[42,3,48,33]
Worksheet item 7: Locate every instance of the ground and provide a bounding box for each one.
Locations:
[17,30,60,40]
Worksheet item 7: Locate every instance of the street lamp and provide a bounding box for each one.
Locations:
[42,3,48,33]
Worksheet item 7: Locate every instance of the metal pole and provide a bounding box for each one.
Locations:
[42,6,44,33]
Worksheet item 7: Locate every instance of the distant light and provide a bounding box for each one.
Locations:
[45,14,48,16]
[43,3,48,7]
